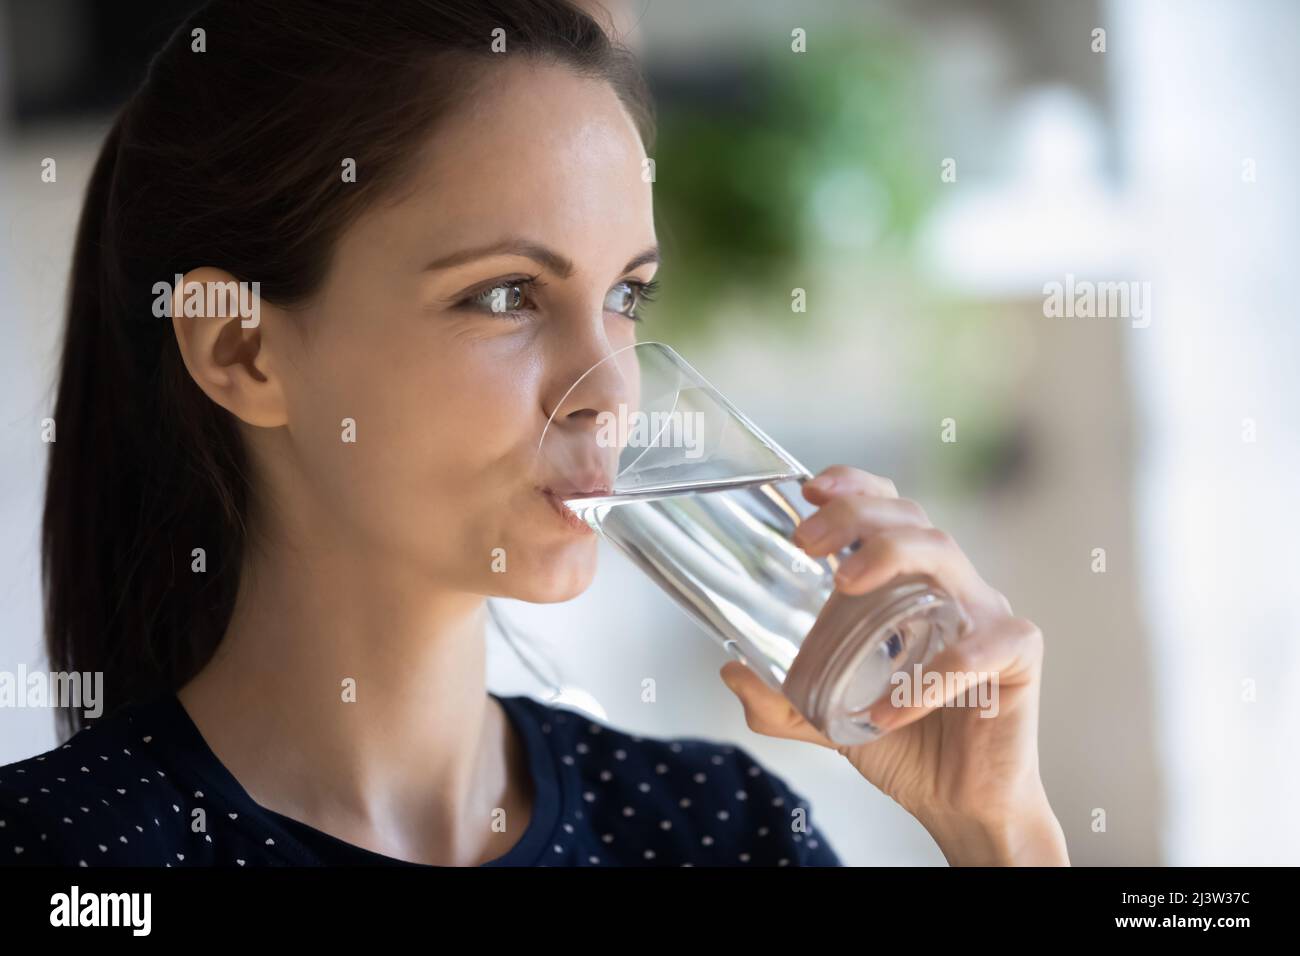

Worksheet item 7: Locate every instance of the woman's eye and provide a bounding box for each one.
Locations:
[468,281,532,314]
[606,279,657,320]
[459,276,656,320]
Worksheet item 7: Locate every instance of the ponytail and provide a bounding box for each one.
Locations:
[43,107,248,737]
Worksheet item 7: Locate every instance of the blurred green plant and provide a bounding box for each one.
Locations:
[644,30,935,344]
[643,29,1030,495]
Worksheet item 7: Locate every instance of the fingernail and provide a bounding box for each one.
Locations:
[866,701,895,732]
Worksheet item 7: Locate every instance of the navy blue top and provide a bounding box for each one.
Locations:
[0,691,842,867]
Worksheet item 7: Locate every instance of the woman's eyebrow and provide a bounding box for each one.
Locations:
[620,244,660,274]
[424,239,659,279]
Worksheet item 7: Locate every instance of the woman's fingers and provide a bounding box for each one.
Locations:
[802,466,899,504]
[718,661,840,750]
[863,615,1044,734]
[737,465,1025,752]
[831,525,1012,621]
[796,466,1013,622]
[793,493,932,556]
[722,615,1044,751]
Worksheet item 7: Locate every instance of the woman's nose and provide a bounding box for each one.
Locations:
[545,341,640,433]
[539,340,641,487]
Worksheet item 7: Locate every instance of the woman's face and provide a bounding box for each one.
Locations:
[256,59,656,602]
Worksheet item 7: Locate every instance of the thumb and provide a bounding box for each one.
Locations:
[719,661,839,749]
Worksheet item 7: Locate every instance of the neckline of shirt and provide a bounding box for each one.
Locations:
[134,690,564,867]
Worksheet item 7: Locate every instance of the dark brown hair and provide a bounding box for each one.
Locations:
[42,0,655,737]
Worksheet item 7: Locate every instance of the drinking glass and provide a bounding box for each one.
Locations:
[537,341,971,745]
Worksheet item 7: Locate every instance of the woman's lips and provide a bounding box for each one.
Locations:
[538,486,598,535]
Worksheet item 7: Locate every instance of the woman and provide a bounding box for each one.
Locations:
[0,0,1068,867]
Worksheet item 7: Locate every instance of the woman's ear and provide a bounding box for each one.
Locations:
[169,267,289,427]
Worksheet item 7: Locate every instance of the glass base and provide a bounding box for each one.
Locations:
[782,578,971,746]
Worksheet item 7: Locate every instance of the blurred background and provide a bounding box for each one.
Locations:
[1,0,1296,865]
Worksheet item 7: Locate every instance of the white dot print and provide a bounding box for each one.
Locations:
[0,691,841,867]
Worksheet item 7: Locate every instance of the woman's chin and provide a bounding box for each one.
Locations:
[501,546,598,603]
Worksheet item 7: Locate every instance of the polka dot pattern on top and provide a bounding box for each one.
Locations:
[0,692,843,867]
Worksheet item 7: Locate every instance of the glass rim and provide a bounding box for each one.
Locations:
[535,339,810,483]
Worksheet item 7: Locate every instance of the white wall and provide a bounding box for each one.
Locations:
[1109,0,1300,864]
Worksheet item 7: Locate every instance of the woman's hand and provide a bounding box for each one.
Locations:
[718,465,1070,866]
